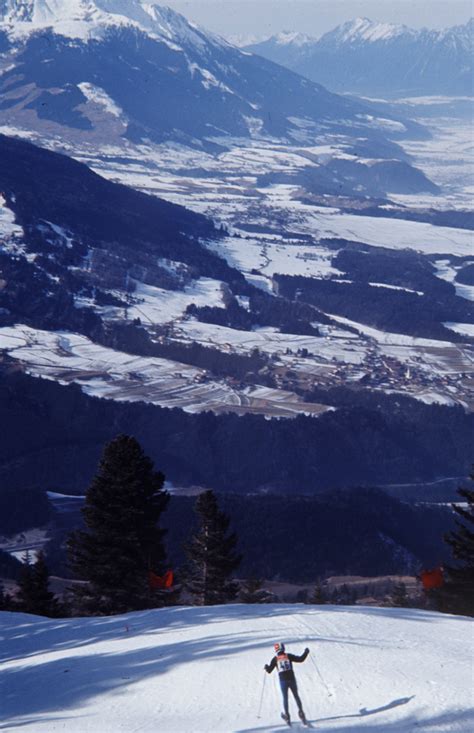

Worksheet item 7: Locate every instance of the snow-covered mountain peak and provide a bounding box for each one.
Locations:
[0,0,218,48]
[1,0,121,25]
[436,17,473,50]
[272,29,315,47]
[326,16,410,45]
[246,16,473,96]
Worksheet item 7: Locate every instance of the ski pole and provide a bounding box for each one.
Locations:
[257,670,267,719]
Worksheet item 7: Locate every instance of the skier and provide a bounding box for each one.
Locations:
[264,642,309,726]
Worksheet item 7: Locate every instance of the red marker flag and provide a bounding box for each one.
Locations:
[420,566,444,590]
[148,569,174,590]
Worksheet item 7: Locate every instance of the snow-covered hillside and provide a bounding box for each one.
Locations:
[1,604,472,732]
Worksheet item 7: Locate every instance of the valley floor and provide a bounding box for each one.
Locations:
[1,102,473,415]
[1,604,472,732]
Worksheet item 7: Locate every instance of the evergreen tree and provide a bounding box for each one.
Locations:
[309,581,326,605]
[390,581,410,608]
[184,490,241,606]
[239,577,271,604]
[442,471,474,616]
[336,583,356,605]
[0,580,9,610]
[68,434,169,614]
[16,550,33,611]
[16,550,58,616]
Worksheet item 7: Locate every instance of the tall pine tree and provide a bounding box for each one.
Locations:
[0,580,10,611]
[16,550,59,617]
[309,581,327,605]
[390,582,410,608]
[442,469,474,616]
[184,490,241,606]
[68,435,169,614]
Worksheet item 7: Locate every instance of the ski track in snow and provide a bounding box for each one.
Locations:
[1,604,472,732]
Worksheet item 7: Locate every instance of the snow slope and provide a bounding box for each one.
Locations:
[0,193,22,237]
[1,604,472,732]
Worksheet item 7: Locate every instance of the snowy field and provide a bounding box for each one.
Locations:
[209,219,473,283]
[0,194,22,238]
[76,141,473,261]
[78,277,227,326]
[393,111,474,211]
[174,318,474,407]
[434,261,474,303]
[1,107,472,413]
[0,325,330,418]
[3,117,472,246]
[0,193,24,257]
[1,310,473,413]
[1,604,472,733]
[2,115,473,289]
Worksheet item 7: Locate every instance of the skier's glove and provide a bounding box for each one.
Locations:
[304,647,309,654]
[264,664,270,672]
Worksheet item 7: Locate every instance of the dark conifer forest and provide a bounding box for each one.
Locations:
[0,365,472,494]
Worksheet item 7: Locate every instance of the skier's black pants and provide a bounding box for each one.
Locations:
[279,676,303,717]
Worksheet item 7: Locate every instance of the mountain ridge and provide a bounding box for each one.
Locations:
[0,0,219,45]
[0,1,428,148]
[247,17,474,96]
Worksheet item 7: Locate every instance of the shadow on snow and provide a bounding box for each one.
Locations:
[1,604,470,730]
[238,706,474,732]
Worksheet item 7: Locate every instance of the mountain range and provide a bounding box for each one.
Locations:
[0,1,426,152]
[246,17,474,97]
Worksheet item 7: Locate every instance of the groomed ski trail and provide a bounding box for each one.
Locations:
[1,603,472,732]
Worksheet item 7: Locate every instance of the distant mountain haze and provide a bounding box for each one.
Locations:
[246,17,474,97]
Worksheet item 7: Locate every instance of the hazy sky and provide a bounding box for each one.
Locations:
[164,0,473,40]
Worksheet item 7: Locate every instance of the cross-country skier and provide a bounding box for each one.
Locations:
[264,642,309,726]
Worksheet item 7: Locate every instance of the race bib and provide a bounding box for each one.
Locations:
[277,655,291,672]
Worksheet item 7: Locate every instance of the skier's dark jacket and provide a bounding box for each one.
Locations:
[265,648,309,681]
